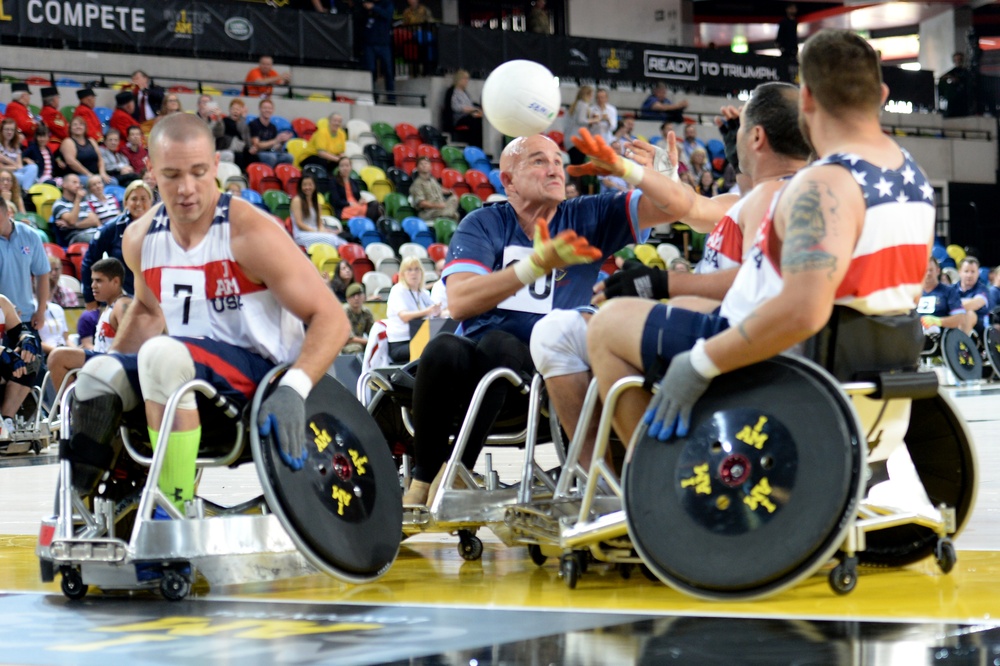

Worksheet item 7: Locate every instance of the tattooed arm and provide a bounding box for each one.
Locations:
[702,165,865,374]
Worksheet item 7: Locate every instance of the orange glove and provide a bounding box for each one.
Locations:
[566,128,645,185]
[514,218,603,284]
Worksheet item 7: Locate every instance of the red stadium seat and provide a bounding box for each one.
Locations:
[393,143,416,169]
[66,242,89,280]
[395,122,419,140]
[274,163,301,186]
[430,158,445,180]
[338,243,367,263]
[427,243,448,263]
[450,182,472,197]
[416,144,440,160]
[350,257,375,282]
[291,118,317,141]
[43,243,66,260]
[463,169,488,188]
[474,183,495,200]
[547,130,565,146]
[440,168,464,189]
[246,162,279,193]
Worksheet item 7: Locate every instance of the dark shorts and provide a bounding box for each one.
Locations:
[639,304,730,372]
[109,337,276,407]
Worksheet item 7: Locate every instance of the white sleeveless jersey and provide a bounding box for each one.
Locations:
[93,302,116,353]
[140,194,304,364]
[695,197,745,275]
[719,188,785,326]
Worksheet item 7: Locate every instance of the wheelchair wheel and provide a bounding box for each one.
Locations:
[252,367,403,584]
[986,328,1000,380]
[858,391,977,567]
[624,355,864,601]
[941,329,982,382]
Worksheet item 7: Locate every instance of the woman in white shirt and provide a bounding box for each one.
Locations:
[564,86,597,167]
[589,87,617,145]
[386,256,440,363]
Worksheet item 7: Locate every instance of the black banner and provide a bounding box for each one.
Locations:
[0,0,352,63]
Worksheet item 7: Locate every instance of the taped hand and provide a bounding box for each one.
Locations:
[643,350,712,441]
[257,385,308,470]
[531,217,602,273]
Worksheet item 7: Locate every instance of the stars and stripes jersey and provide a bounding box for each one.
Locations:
[719,189,784,326]
[819,151,934,315]
[695,197,745,275]
[93,303,116,353]
[140,194,305,364]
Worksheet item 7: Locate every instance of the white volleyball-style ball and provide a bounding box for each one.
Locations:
[481,60,561,138]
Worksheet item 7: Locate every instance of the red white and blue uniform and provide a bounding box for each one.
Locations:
[93,302,117,353]
[441,192,647,344]
[116,194,305,401]
[695,198,744,275]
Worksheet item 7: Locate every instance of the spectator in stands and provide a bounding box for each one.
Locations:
[448,69,483,146]
[386,256,440,362]
[650,120,675,147]
[130,70,164,123]
[402,0,433,24]
[120,125,148,176]
[610,115,637,154]
[248,98,294,167]
[589,87,618,144]
[679,122,707,162]
[411,156,459,221]
[290,174,345,249]
[244,55,291,98]
[695,169,718,197]
[430,257,448,316]
[40,86,67,152]
[156,93,183,120]
[39,255,75,353]
[73,88,103,143]
[669,257,693,273]
[0,169,26,214]
[51,173,101,245]
[99,128,139,186]
[141,168,160,204]
[299,112,347,173]
[0,119,39,191]
[528,0,550,34]
[361,0,396,101]
[22,125,58,186]
[565,86,596,166]
[110,91,140,141]
[5,83,37,143]
[219,98,252,169]
[196,95,225,145]
[83,176,121,226]
[0,197,48,433]
[564,182,579,199]
[329,259,357,302]
[687,147,710,186]
[329,155,377,220]
[776,3,799,60]
[641,82,688,123]
[61,116,111,187]
[343,283,375,355]
[47,254,79,309]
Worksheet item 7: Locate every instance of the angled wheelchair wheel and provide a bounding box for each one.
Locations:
[941,329,982,382]
[624,355,864,601]
[858,391,977,567]
[252,366,402,584]
[986,328,1000,380]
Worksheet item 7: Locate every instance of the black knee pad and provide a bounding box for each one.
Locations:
[60,393,124,494]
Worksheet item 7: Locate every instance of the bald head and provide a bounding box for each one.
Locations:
[499,134,559,173]
[148,112,215,161]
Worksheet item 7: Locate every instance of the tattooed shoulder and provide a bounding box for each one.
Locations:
[781,179,838,277]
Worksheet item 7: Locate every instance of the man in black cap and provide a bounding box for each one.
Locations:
[73,88,103,142]
[111,90,140,139]
[6,82,37,142]
[39,86,68,151]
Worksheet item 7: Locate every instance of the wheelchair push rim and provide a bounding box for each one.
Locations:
[251,365,402,584]
[623,354,865,601]
[941,328,982,382]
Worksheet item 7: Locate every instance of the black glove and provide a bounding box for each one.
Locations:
[604,264,669,301]
[257,385,308,470]
[717,116,740,174]
[1,346,27,376]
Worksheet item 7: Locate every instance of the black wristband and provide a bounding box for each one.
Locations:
[604,264,670,301]
[718,117,740,174]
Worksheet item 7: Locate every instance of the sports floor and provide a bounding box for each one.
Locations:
[1,384,999,665]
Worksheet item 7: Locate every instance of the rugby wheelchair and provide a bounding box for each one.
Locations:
[920,309,1000,384]
[0,373,55,455]
[501,308,976,599]
[360,361,568,560]
[37,365,402,601]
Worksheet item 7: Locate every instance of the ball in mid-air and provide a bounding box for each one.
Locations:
[481,60,561,138]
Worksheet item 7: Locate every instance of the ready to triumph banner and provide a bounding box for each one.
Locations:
[0,0,352,63]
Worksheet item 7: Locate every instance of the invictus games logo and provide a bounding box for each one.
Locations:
[599,47,633,75]
[164,8,210,38]
[0,0,12,21]
[225,17,253,40]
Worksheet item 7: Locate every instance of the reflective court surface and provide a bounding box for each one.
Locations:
[1,386,1000,665]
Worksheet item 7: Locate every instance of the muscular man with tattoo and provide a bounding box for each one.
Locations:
[587,29,935,443]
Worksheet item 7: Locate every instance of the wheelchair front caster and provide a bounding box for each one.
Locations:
[457,530,483,561]
[60,566,88,600]
[527,544,547,567]
[160,569,191,601]
[560,554,579,589]
[935,538,957,574]
[829,556,857,595]
[618,563,632,580]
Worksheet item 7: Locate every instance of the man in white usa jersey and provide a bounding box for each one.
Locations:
[64,113,348,509]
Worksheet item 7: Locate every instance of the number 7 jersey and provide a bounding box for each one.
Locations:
[139,194,305,365]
